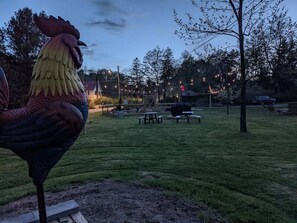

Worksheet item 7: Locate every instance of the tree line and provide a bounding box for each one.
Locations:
[1,2,297,133]
[0,8,46,108]
[2,6,296,107]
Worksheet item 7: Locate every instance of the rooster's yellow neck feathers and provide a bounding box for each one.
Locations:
[29,38,84,97]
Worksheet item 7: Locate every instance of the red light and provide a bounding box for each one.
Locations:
[180,85,185,91]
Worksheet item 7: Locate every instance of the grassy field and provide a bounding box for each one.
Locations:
[0,107,296,222]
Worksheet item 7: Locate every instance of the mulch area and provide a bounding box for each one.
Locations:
[0,180,229,223]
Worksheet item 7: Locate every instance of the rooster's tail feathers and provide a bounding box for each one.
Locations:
[0,68,9,111]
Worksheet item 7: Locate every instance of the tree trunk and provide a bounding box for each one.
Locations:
[226,87,230,116]
[238,0,248,133]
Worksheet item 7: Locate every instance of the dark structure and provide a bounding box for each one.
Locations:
[170,102,191,116]
[181,90,199,106]
[0,15,88,222]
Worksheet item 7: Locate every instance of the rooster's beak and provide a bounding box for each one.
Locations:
[77,40,87,47]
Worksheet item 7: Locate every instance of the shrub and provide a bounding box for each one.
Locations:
[94,96,114,105]
[88,99,95,109]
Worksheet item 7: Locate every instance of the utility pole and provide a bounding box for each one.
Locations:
[96,71,99,99]
[117,65,122,111]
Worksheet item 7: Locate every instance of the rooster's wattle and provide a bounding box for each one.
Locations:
[0,15,88,185]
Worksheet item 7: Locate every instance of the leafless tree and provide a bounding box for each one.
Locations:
[174,0,283,133]
[143,46,164,102]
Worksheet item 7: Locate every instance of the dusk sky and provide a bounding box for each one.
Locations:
[0,0,297,73]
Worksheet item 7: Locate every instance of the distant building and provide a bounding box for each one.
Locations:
[181,90,198,105]
[83,80,103,100]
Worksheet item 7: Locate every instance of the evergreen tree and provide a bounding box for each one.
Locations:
[175,51,197,92]
[0,28,5,54]
[130,57,144,99]
[160,48,175,99]
[0,28,6,68]
[3,8,47,107]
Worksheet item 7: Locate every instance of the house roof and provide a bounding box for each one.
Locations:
[83,80,102,92]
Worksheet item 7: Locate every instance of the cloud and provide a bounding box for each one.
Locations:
[88,43,98,48]
[87,0,128,31]
[92,0,127,16]
[82,49,95,56]
[81,43,97,56]
[86,18,126,30]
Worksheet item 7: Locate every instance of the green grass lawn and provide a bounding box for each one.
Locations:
[0,107,296,222]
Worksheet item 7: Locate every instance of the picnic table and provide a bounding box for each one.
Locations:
[182,111,194,123]
[174,111,201,123]
[144,112,158,124]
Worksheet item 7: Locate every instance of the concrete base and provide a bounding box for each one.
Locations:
[0,200,87,223]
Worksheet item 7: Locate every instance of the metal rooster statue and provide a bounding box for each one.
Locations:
[0,15,88,222]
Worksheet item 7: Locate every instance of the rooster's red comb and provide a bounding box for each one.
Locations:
[34,15,80,39]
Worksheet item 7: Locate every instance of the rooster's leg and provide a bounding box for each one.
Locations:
[36,183,47,223]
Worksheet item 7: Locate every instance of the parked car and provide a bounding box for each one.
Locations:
[253,96,276,104]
